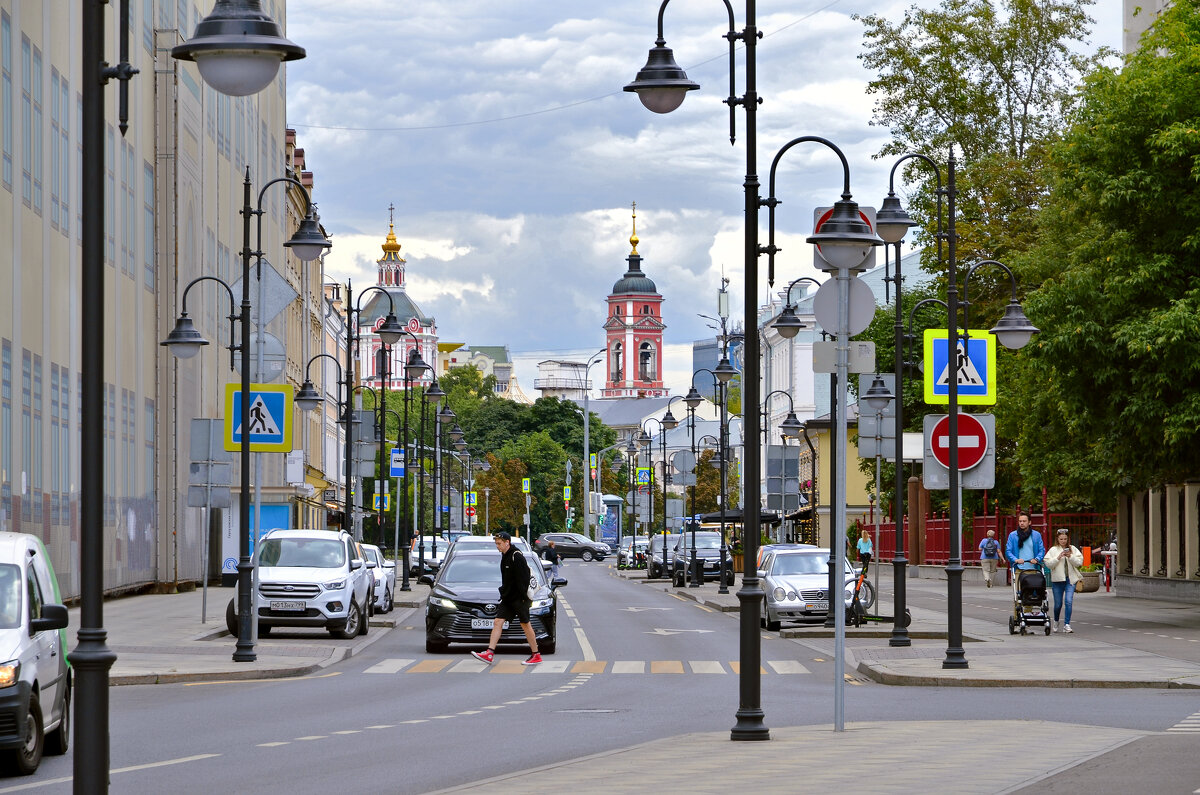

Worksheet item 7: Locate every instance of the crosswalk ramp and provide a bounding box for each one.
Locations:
[363,658,811,675]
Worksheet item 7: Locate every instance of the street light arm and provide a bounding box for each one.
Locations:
[764,135,854,286]
[302,352,343,384]
[783,276,822,306]
[256,174,313,216]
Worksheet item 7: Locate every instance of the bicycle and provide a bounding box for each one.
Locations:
[849,556,876,627]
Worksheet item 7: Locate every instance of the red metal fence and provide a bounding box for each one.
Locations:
[862,513,1115,567]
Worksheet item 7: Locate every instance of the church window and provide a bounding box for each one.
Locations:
[639,342,656,381]
[611,343,622,382]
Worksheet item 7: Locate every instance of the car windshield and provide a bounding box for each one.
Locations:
[0,564,20,629]
[365,548,381,565]
[440,553,545,586]
[678,535,722,550]
[770,553,853,576]
[258,538,345,568]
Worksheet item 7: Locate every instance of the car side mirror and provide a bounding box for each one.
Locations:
[350,559,363,570]
[756,570,767,578]
[31,603,68,633]
[551,577,568,589]
[383,560,395,569]
[418,575,434,586]
[366,560,377,569]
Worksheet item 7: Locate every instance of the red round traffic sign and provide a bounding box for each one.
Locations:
[465,506,476,517]
[930,413,988,470]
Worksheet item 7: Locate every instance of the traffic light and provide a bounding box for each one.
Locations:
[566,506,575,528]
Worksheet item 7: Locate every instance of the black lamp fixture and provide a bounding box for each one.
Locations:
[170,0,305,96]
[714,355,738,384]
[773,305,805,340]
[294,379,322,412]
[623,38,699,114]
[683,385,704,410]
[863,375,894,412]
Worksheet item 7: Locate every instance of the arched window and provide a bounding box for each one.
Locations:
[639,341,656,381]
[611,343,622,382]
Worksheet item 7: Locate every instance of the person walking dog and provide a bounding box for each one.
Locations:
[471,532,542,665]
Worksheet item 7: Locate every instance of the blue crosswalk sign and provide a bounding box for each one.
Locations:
[224,384,293,452]
[922,330,997,406]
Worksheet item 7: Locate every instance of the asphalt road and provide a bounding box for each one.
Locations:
[7,563,1200,793]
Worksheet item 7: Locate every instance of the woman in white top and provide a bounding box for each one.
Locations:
[1043,529,1084,633]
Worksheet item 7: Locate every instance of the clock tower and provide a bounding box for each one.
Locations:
[602,204,666,398]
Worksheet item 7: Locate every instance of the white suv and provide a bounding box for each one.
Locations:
[225,529,374,639]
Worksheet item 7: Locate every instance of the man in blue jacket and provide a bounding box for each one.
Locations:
[1006,511,1046,587]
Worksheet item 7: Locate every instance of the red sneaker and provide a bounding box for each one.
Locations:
[522,652,543,666]
[471,649,495,664]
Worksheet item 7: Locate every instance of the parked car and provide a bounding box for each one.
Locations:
[534,532,609,562]
[759,548,856,631]
[410,535,450,576]
[645,533,676,579]
[0,532,71,776]
[421,548,566,653]
[670,531,735,587]
[225,529,374,639]
[362,543,396,614]
[617,536,650,568]
[757,542,817,569]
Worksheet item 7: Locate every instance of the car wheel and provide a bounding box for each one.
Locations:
[581,550,594,562]
[425,638,448,653]
[45,682,69,756]
[541,638,556,654]
[334,602,361,640]
[5,691,44,775]
[382,588,393,614]
[358,600,370,636]
[258,624,272,637]
[225,599,238,637]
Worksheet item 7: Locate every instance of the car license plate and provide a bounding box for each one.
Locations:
[806,601,828,611]
[471,618,506,630]
[705,561,717,568]
[270,600,305,612]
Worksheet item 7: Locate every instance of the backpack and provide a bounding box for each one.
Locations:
[984,538,999,556]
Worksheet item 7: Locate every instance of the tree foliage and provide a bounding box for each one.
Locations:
[1009,2,1200,506]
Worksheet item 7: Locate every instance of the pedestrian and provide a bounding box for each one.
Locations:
[1005,511,1046,588]
[856,527,873,574]
[544,540,561,580]
[471,531,542,665]
[1044,529,1084,633]
[978,528,1002,588]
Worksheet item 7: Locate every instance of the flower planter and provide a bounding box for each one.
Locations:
[1076,570,1101,593]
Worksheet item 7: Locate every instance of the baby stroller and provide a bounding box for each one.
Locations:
[1008,567,1051,636]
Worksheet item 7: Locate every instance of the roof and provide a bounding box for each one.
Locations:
[472,346,511,364]
[611,253,658,296]
[575,396,675,428]
[359,288,435,328]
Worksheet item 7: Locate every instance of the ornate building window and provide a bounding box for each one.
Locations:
[639,341,656,382]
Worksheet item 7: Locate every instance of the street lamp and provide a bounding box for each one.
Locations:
[686,370,723,589]
[417,379,445,569]
[170,0,305,97]
[398,343,431,588]
[623,438,639,557]
[760,136,882,730]
[164,170,331,665]
[641,410,676,578]
[77,1,140,785]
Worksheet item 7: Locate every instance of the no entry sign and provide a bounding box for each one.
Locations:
[930,413,988,471]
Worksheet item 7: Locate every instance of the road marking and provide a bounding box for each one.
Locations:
[258,742,289,747]
[531,660,572,673]
[332,730,362,735]
[483,705,506,709]
[450,659,489,673]
[458,710,483,715]
[409,659,453,673]
[431,715,456,719]
[650,660,684,674]
[366,724,395,729]
[295,735,326,741]
[695,605,714,613]
[365,658,414,674]
[613,661,645,674]
[646,628,714,635]
[575,627,597,661]
[621,607,673,612]
[689,661,725,674]
[572,660,606,673]
[768,660,811,675]
[492,661,525,674]
[730,662,768,674]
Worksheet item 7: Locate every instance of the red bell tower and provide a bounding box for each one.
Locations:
[602,204,666,398]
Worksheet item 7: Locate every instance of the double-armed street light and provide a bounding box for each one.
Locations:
[397,343,433,588]
[877,152,1037,668]
[639,404,679,577]
[580,348,607,542]
[685,361,733,590]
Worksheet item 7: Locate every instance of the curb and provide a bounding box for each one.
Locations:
[855,661,1200,689]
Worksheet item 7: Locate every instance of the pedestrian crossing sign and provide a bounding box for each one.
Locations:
[373,493,391,511]
[922,330,997,406]
[224,383,294,452]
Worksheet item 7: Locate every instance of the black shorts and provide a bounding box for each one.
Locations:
[496,600,530,624]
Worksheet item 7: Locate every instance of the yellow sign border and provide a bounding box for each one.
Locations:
[922,329,998,406]
[224,383,294,452]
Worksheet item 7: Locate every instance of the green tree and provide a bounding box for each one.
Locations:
[497,431,569,538]
[1009,2,1200,507]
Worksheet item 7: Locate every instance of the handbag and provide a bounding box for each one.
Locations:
[526,575,539,600]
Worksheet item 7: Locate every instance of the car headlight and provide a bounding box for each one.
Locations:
[323,579,347,590]
[771,586,785,602]
[786,591,798,601]
[0,661,18,688]
[531,598,553,609]
[429,596,457,609]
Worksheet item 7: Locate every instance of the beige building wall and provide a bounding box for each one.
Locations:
[0,1,308,599]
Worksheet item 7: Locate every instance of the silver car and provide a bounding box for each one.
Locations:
[759,548,856,631]
[362,544,396,614]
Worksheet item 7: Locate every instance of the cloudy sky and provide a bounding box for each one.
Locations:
[284,0,1122,397]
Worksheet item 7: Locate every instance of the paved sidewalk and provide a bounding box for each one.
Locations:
[619,565,1200,689]
[65,583,429,685]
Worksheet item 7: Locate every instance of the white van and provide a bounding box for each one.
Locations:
[0,532,70,775]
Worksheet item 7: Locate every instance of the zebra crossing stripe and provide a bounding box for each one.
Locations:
[365,658,818,674]
[364,659,414,674]
[1168,713,1200,732]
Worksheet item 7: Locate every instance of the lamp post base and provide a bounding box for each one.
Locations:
[889,555,910,647]
[942,563,968,668]
[233,557,257,662]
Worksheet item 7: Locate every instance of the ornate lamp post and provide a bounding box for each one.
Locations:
[622,438,639,557]
[398,344,431,588]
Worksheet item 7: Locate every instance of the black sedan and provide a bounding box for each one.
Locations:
[534,532,609,562]
[421,549,566,654]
